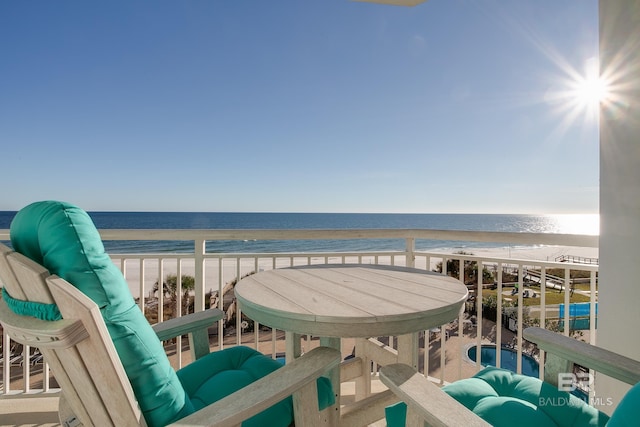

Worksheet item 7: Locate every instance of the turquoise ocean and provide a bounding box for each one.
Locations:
[0,212,598,254]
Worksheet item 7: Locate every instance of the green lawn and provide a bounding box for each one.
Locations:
[480,288,591,306]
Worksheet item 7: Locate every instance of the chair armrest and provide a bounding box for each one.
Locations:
[524,327,640,385]
[0,299,89,349]
[168,346,341,427]
[152,309,223,342]
[380,363,491,427]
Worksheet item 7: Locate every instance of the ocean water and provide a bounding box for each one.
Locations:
[0,211,598,254]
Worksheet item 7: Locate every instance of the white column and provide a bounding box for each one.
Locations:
[597,0,640,410]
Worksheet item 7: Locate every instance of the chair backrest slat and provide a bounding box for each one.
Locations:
[0,243,27,299]
[48,276,144,426]
[41,348,96,425]
[6,251,56,304]
[0,243,145,427]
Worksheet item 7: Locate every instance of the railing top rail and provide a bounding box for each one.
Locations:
[76,248,599,270]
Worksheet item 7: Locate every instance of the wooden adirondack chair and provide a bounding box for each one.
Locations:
[380,327,640,427]
[0,242,340,427]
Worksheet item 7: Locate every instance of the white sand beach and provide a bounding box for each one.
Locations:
[462,245,598,263]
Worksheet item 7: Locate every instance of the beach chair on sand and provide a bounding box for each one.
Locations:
[0,201,338,427]
[380,327,640,427]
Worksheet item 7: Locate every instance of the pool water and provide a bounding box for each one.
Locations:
[467,345,539,378]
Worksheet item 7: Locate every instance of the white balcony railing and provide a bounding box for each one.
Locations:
[0,228,598,397]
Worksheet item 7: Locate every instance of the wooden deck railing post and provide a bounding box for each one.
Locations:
[405,238,415,268]
[194,238,206,312]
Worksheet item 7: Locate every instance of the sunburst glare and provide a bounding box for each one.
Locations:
[490,6,606,138]
[543,57,610,132]
[566,58,610,119]
[571,74,609,111]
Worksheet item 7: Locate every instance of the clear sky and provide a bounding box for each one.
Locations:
[1,0,600,214]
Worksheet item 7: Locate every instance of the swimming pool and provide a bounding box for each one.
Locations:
[467,345,539,377]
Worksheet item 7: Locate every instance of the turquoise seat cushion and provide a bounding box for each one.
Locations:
[442,366,610,427]
[178,345,335,427]
[385,401,407,427]
[606,381,640,426]
[10,201,191,427]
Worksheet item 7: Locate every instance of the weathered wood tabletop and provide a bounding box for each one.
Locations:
[235,264,468,338]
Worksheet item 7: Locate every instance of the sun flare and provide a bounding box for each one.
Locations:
[572,75,609,107]
[543,57,610,133]
[569,58,609,117]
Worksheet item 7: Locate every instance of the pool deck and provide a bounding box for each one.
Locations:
[428,317,520,383]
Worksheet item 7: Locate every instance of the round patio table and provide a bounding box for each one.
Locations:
[235,263,468,338]
[235,264,468,425]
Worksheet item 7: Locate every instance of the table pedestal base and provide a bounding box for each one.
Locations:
[285,332,423,426]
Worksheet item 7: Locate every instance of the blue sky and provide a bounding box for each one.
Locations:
[1,0,600,214]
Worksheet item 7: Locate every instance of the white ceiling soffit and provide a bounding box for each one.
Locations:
[352,0,428,6]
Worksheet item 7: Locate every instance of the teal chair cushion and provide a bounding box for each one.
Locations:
[385,401,407,427]
[10,201,334,427]
[385,366,613,427]
[178,345,334,427]
[11,201,192,427]
[606,381,640,426]
[442,366,610,427]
